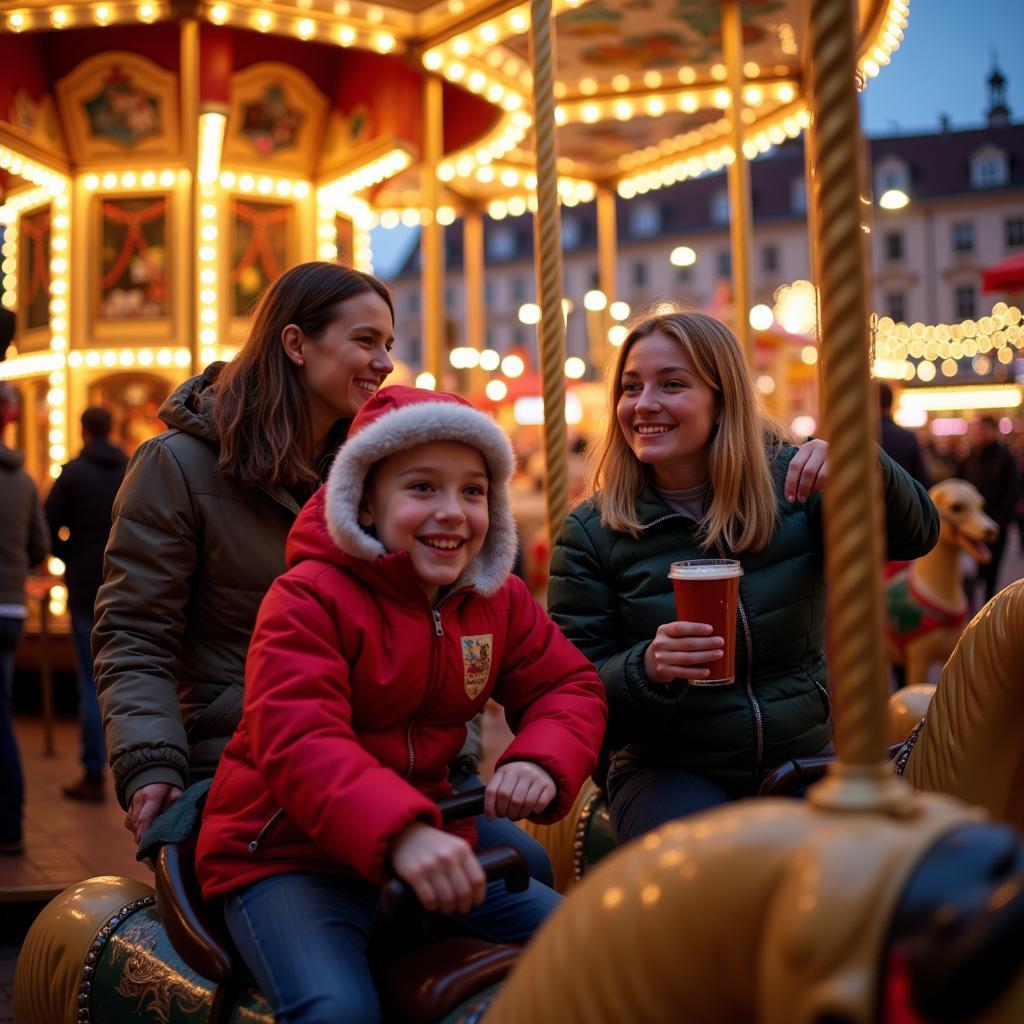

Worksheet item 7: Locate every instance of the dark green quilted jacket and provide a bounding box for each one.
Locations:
[548,445,939,794]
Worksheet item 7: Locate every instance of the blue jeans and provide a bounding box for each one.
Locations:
[606,755,732,844]
[451,772,554,888]
[69,606,105,778]
[225,869,561,1024]
[0,618,25,843]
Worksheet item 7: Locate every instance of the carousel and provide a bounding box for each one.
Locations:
[9,0,1024,1021]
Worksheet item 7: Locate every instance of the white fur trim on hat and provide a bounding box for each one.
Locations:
[324,400,518,595]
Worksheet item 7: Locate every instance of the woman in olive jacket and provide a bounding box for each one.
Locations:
[94,262,397,842]
[547,311,939,843]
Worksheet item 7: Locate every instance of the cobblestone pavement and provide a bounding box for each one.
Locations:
[2,532,1022,1021]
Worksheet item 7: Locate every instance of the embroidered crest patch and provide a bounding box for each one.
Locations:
[461,634,493,699]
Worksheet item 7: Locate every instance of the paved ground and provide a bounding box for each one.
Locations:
[2,532,1022,1021]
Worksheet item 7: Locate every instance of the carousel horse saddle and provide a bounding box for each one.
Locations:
[154,789,527,1024]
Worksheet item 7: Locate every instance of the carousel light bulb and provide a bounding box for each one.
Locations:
[518,303,540,325]
[565,357,586,379]
[501,354,525,378]
[138,3,156,23]
[338,27,356,45]
[297,18,315,38]
[749,304,774,331]
[485,379,508,402]
[670,246,697,267]
[415,372,436,391]
[210,4,229,23]
[51,9,68,27]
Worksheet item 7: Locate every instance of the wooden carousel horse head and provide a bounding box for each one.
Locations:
[885,478,998,687]
[486,794,1024,1024]
[903,578,1024,830]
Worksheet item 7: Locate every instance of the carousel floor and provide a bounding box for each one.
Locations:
[0,717,151,902]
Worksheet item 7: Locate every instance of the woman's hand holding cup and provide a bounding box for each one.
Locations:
[643,620,725,684]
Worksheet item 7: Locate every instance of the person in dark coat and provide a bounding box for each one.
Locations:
[957,415,1020,603]
[548,312,939,844]
[878,381,930,488]
[44,407,128,802]
[0,383,50,854]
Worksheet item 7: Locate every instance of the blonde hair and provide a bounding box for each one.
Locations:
[588,310,790,553]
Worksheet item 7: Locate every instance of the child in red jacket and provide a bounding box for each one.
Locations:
[196,385,606,1024]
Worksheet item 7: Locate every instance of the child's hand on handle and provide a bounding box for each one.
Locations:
[644,621,724,684]
[786,438,829,503]
[485,761,556,821]
[390,821,487,916]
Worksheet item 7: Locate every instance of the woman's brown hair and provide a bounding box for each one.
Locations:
[588,310,791,553]
[212,261,393,489]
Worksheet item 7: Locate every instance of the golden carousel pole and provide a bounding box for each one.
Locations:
[421,73,445,387]
[528,0,569,542]
[463,204,485,395]
[805,0,907,810]
[180,15,200,374]
[592,183,617,379]
[721,0,754,360]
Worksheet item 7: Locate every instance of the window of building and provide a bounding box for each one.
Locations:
[407,291,420,314]
[487,228,517,261]
[1006,216,1024,248]
[790,178,806,214]
[514,327,526,347]
[444,286,455,309]
[629,203,662,238]
[951,222,975,253]
[710,190,730,226]
[716,250,732,280]
[676,266,693,283]
[511,276,528,303]
[884,231,904,262]
[761,244,779,273]
[886,292,907,323]
[588,267,600,289]
[954,284,976,319]
[874,157,909,198]
[970,147,1009,189]
[561,217,582,249]
[631,261,649,288]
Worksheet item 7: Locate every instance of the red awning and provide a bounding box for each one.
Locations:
[981,251,1024,293]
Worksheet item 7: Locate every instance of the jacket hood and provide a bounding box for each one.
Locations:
[323,385,517,596]
[82,439,129,468]
[0,444,24,471]
[158,362,225,443]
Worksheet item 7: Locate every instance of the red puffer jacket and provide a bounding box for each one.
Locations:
[196,488,606,899]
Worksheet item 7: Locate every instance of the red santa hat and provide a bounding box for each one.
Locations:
[324,385,518,595]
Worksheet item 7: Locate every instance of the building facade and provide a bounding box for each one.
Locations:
[390,72,1024,400]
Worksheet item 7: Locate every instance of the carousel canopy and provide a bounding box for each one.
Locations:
[0,0,908,219]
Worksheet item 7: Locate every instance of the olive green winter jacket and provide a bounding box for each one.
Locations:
[94,365,346,808]
[547,445,939,794]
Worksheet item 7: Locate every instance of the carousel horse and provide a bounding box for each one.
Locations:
[900,576,1024,829]
[885,477,997,687]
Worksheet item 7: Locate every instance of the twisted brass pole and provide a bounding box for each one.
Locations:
[529,0,569,543]
[805,0,908,810]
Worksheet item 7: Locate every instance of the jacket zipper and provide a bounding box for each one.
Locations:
[405,600,450,779]
[737,598,764,774]
[248,807,286,854]
[813,679,831,717]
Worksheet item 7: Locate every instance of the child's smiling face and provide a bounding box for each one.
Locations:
[358,440,490,601]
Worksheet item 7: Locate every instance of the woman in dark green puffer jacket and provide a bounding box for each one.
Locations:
[547,311,939,842]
